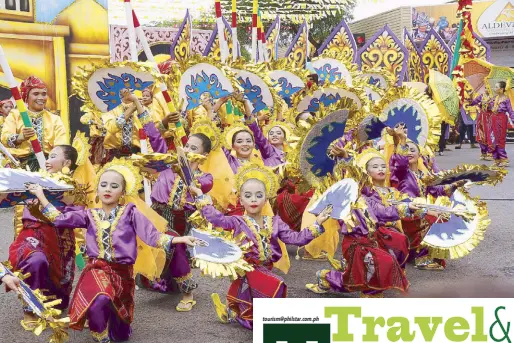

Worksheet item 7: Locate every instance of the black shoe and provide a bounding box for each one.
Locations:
[455,146,461,149]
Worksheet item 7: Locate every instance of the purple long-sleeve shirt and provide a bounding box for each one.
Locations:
[389,146,452,198]
[339,187,409,236]
[41,203,169,265]
[199,203,322,265]
[247,121,286,167]
[151,169,213,211]
[471,94,514,121]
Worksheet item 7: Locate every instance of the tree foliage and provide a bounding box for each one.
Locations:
[149,0,356,58]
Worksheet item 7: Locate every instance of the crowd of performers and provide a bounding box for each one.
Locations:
[0,65,511,343]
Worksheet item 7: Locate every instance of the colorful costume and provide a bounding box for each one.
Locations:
[1,77,67,171]
[197,198,323,329]
[315,186,411,296]
[39,202,174,342]
[9,203,80,311]
[389,144,456,267]
[471,94,513,164]
[198,163,322,329]
[142,167,213,293]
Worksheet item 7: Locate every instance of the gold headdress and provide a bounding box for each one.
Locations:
[190,116,222,151]
[223,122,255,149]
[235,162,279,198]
[355,148,385,173]
[96,158,142,197]
[263,121,295,142]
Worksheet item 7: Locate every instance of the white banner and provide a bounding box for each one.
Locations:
[254,298,514,343]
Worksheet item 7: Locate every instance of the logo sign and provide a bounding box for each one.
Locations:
[254,298,514,343]
[264,324,331,343]
[477,0,514,38]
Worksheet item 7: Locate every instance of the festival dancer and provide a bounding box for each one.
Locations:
[189,162,331,330]
[470,81,514,167]
[244,109,315,234]
[306,147,421,297]
[8,145,83,329]
[26,159,201,343]
[139,132,214,312]
[1,76,67,171]
[388,126,466,270]
[102,88,153,163]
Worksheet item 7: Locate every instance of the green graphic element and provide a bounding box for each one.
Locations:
[264,323,331,343]
[490,306,511,343]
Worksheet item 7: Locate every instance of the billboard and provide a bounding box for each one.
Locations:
[412,1,514,42]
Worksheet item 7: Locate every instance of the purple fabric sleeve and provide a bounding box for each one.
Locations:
[200,204,239,230]
[130,205,164,248]
[274,216,317,246]
[143,122,167,153]
[248,121,274,160]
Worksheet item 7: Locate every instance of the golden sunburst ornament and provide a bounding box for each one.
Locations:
[190,116,223,151]
[223,122,255,149]
[235,162,280,198]
[96,158,143,197]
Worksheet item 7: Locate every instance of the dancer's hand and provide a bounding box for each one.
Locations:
[162,112,180,128]
[189,185,203,197]
[174,236,205,247]
[1,274,21,294]
[20,127,36,141]
[330,145,348,159]
[257,112,270,122]
[316,205,333,225]
[25,183,45,198]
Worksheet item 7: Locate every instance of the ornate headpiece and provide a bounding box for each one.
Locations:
[223,122,255,149]
[20,76,47,103]
[190,116,222,151]
[263,121,294,141]
[96,158,143,197]
[355,148,385,172]
[72,131,91,166]
[235,162,279,198]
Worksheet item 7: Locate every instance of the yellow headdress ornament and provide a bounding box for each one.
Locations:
[223,122,255,149]
[190,116,222,151]
[263,121,294,142]
[355,148,385,173]
[235,162,279,198]
[96,158,142,197]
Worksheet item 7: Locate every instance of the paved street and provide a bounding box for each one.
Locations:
[1,143,513,342]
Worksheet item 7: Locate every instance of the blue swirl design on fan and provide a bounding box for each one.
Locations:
[306,121,347,177]
[359,115,387,142]
[314,63,342,83]
[275,77,302,106]
[185,71,231,111]
[237,76,266,114]
[306,93,342,112]
[382,105,423,144]
[96,73,154,111]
